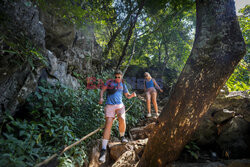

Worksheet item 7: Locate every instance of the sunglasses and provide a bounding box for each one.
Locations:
[115,76,121,79]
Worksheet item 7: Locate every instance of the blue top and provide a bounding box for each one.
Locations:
[104,80,128,105]
[145,79,154,89]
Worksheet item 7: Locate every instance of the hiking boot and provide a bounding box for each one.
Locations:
[146,113,152,118]
[121,136,128,143]
[99,149,107,163]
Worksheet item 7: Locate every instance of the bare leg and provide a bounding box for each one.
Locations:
[103,117,114,140]
[118,114,126,135]
[146,94,151,114]
[152,92,158,114]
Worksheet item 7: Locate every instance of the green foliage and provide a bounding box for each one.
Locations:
[0,29,48,70]
[238,5,250,57]
[34,0,196,83]
[0,71,144,166]
[121,1,195,75]
[0,80,85,166]
[184,141,200,160]
[0,116,41,166]
[34,0,115,27]
[124,97,144,130]
[225,6,250,92]
[226,60,249,92]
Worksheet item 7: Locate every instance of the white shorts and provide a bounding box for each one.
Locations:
[104,104,126,119]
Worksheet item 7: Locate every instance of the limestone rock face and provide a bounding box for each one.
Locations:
[40,7,102,87]
[46,50,80,88]
[39,8,75,56]
[40,8,102,76]
[0,0,102,117]
[0,0,45,48]
[0,0,45,117]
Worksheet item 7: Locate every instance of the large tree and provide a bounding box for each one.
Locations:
[138,0,246,166]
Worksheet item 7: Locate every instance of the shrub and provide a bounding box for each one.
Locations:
[0,72,144,166]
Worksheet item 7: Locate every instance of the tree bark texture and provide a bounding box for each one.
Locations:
[138,0,246,166]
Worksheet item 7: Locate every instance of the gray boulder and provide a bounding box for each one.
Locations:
[192,91,250,158]
[216,116,250,158]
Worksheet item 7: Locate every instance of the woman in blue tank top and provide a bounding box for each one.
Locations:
[144,72,163,118]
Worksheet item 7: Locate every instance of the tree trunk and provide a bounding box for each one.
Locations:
[123,29,137,75]
[101,6,137,59]
[138,0,246,166]
[158,40,162,65]
[162,40,170,76]
[99,6,138,73]
[116,0,145,70]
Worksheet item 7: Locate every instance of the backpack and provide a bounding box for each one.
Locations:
[106,80,125,95]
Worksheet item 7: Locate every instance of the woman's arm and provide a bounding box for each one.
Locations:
[153,79,163,92]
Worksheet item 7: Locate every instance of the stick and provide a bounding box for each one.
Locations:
[60,124,105,155]
[35,99,136,167]
[35,154,58,167]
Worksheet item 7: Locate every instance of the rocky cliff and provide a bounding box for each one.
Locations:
[0,0,102,117]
